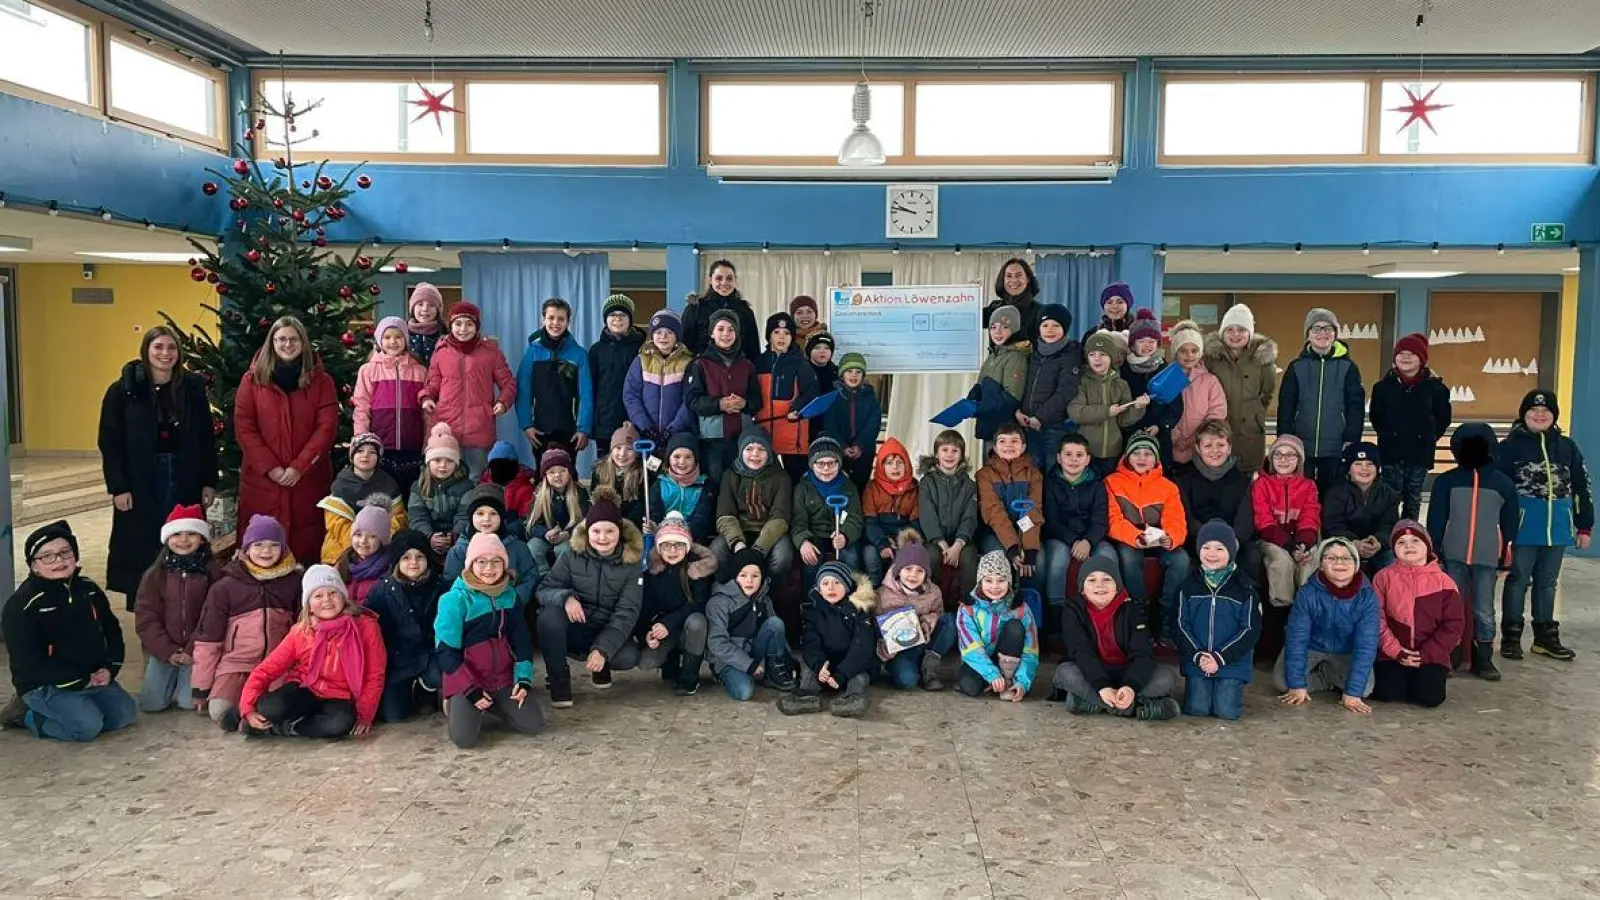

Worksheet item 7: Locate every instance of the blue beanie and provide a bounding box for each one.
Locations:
[488,441,518,462]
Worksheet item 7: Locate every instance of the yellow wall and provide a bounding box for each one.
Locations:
[1559,274,1577,409]
[16,264,217,452]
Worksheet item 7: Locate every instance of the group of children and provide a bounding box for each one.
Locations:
[4,265,1590,742]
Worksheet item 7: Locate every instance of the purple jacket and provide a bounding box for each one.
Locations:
[623,344,695,438]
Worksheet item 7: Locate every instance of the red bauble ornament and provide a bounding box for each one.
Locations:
[243,129,255,142]
[369,284,382,296]
[316,302,328,313]
[258,236,271,248]
[254,118,266,130]
[246,249,262,264]
[272,198,284,209]
[315,227,325,236]
[355,256,372,270]
[313,238,327,247]
[339,286,353,298]
[356,175,372,189]
[327,206,345,220]
[393,260,410,274]
[316,176,333,189]
[258,317,270,327]
[215,284,229,295]
[232,159,250,175]
[187,257,198,265]
[229,197,248,211]
[1389,83,1451,135]
[205,272,219,284]
[189,267,206,281]
[202,182,219,196]
[341,331,357,347]
[265,282,279,295]
[341,383,354,397]
[291,209,306,222]
[212,419,225,435]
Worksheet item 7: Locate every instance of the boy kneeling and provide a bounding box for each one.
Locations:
[779,562,876,718]
[1053,557,1180,720]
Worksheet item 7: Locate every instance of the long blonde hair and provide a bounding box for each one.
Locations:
[295,590,362,631]
[249,316,322,387]
[591,454,644,505]
[530,474,585,530]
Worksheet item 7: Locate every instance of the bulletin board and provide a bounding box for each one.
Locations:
[1239,293,1388,417]
[1161,293,1230,329]
[1427,292,1545,419]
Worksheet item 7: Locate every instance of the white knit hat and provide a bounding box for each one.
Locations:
[160,504,212,544]
[1219,303,1255,335]
[1169,320,1203,354]
[301,564,349,605]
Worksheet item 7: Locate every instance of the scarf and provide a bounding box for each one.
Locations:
[1034,335,1069,358]
[244,553,298,581]
[1098,315,1131,334]
[708,345,741,367]
[408,318,440,336]
[1086,594,1130,667]
[667,459,701,488]
[443,332,482,355]
[537,330,567,353]
[805,470,848,503]
[305,614,367,701]
[1202,563,1236,592]
[1318,572,1362,600]
[464,570,512,597]
[272,360,302,394]
[1395,366,1427,387]
[161,547,211,575]
[1193,455,1237,482]
[1125,350,1164,375]
[349,547,392,584]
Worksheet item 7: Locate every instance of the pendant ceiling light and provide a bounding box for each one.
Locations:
[838,1,884,167]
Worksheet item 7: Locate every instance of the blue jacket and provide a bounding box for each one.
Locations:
[515,329,594,437]
[1284,574,1380,697]
[820,383,881,456]
[1174,568,1260,683]
[1497,424,1593,547]
[1042,465,1108,547]
[650,474,716,544]
[1426,423,1518,567]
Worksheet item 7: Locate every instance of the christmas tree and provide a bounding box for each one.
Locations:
[161,88,399,493]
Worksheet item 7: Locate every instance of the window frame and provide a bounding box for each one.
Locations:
[0,0,100,114]
[700,72,1124,166]
[250,70,669,165]
[1158,71,1595,166]
[105,35,227,150]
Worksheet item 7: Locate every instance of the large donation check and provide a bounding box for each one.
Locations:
[826,284,984,374]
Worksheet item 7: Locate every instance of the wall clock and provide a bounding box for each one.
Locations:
[886,184,938,239]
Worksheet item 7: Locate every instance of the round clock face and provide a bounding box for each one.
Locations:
[889,188,936,236]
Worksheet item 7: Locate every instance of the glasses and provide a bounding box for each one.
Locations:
[1271,451,1299,459]
[1322,554,1357,565]
[32,549,77,565]
[1309,325,1336,336]
[471,558,506,570]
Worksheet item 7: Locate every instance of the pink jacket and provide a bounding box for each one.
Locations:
[1170,365,1228,464]
[353,351,429,453]
[190,561,301,691]
[419,339,517,449]
[239,612,387,726]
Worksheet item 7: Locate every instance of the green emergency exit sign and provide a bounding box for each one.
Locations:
[1531,223,1566,244]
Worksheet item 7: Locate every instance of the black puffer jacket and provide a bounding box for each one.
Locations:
[682,289,761,362]
[800,576,878,683]
[534,518,645,659]
[1323,480,1402,549]
[589,326,647,443]
[1022,338,1084,428]
[1172,460,1255,552]
[1369,369,1452,467]
[3,572,126,695]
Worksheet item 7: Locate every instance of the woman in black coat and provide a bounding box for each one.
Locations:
[97,326,218,604]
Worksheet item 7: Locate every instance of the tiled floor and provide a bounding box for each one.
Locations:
[5,508,1600,898]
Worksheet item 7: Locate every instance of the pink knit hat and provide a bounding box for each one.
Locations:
[409,283,443,320]
[655,511,692,547]
[425,423,461,464]
[465,532,509,572]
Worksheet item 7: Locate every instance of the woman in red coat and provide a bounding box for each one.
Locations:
[234,317,339,563]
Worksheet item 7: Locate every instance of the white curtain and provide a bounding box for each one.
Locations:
[888,251,1022,462]
[715,251,866,333]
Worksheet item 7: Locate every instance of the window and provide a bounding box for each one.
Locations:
[1162,79,1369,159]
[466,80,662,160]
[702,74,1121,165]
[257,79,457,155]
[1379,78,1588,158]
[108,40,221,143]
[0,0,93,106]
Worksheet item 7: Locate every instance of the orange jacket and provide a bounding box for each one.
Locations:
[1104,457,1188,548]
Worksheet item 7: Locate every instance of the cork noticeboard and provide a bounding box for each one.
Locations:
[1426,291,1544,420]
[1237,293,1388,417]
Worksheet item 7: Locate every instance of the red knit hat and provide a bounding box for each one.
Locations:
[1394,332,1430,367]
[448,301,481,328]
[161,504,211,544]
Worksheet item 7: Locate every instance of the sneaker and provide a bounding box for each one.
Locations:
[673,679,700,697]
[1134,697,1181,721]
[0,694,26,730]
[777,692,822,716]
[1062,693,1105,715]
[592,666,614,689]
[549,682,574,708]
[830,691,868,719]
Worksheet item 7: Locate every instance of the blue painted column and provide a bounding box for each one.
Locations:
[1394,283,1430,336]
[0,270,11,589]
[1568,244,1600,558]
[1116,243,1162,315]
[666,245,699,311]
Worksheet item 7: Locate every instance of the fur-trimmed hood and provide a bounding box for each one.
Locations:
[845,573,876,613]
[1204,330,1278,366]
[569,516,646,566]
[647,541,717,579]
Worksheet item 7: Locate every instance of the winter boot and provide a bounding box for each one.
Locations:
[0,694,26,730]
[548,680,574,708]
[673,653,703,696]
[1062,692,1108,715]
[778,665,822,714]
[1134,697,1181,721]
[920,650,945,692]
[764,654,800,692]
[997,653,1021,685]
[1501,620,1525,660]
[592,665,614,689]
[218,708,242,734]
[1471,641,1502,681]
[660,649,683,684]
[1532,621,1577,661]
[830,674,870,718]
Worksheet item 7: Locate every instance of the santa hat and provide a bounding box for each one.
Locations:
[161,504,211,544]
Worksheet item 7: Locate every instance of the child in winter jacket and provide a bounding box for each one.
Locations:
[650,433,716,544]
[976,424,1045,594]
[336,505,395,608]
[407,424,474,561]
[1276,308,1365,495]
[820,353,881,489]
[1322,442,1400,573]
[134,506,221,713]
[918,430,979,595]
[524,446,589,577]
[3,522,136,742]
[1053,556,1180,720]
[624,308,695,446]
[1103,434,1192,639]
[637,513,718,695]
[1041,433,1109,611]
[1369,333,1452,520]
[969,304,1031,444]
[706,548,799,701]
[419,302,517,480]
[1070,330,1146,471]
[365,530,442,722]
[1174,521,1260,721]
[319,431,406,565]
[589,423,648,526]
[192,515,301,726]
[792,435,866,588]
[1276,537,1380,715]
[779,562,876,717]
[229,565,386,738]
[435,533,544,748]
[1497,389,1592,661]
[589,294,646,455]
[1253,434,1321,608]
[534,488,645,707]
[515,296,594,457]
[1172,419,1256,572]
[807,332,839,397]
[713,428,795,581]
[354,316,430,492]
[405,283,444,367]
[1427,422,1519,679]
[1203,304,1278,474]
[1167,321,1228,466]
[1119,310,1179,461]
[1018,303,1083,472]
[684,308,762,487]
[756,312,820,481]
[1372,521,1465,709]
[480,441,537,533]
[443,486,539,609]
[875,535,953,691]
[862,438,922,586]
[955,550,1039,701]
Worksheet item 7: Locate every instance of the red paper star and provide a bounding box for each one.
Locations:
[407,83,460,134]
[1389,83,1451,135]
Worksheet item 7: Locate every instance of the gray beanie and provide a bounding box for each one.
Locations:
[1077,555,1122,594]
[989,305,1021,335]
[1304,307,1338,335]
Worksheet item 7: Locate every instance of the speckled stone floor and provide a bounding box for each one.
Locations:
[5,508,1600,898]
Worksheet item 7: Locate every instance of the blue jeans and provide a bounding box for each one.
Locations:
[1503,545,1566,626]
[1381,462,1431,522]
[1102,541,1191,638]
[24,684,137,742]
[1026,425,1070,475]
[1183,675,1246,721]
[886,614,958,688]
[1041,539,1117,605]
[139,656,192,712]
[1445,560,1500,641]
[716,617,790,701]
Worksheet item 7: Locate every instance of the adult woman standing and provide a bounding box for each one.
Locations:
[98,326,219,607]
[681,260,760,362]
[1204,304,1279,473]
[983,258,1042,339]
[234,316,339,563]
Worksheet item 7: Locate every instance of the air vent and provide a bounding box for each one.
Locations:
[72,288,113,305]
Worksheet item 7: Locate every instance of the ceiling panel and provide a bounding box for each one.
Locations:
[156,0,1600,59]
